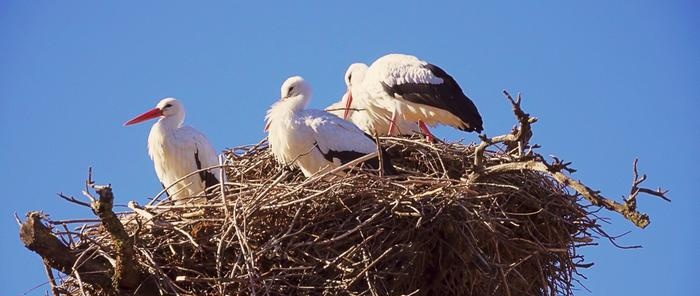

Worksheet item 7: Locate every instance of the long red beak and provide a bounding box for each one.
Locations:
[124,108,163,126]
[343,89,353,120]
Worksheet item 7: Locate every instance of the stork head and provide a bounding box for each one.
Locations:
[280,76,311,101]
[279,76,312,113]
[344,63,368,87]
[264,76,312,131]
[124,97,185,126]
[342,63,368,119]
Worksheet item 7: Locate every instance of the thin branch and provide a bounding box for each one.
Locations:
[57,193,91,208]
[43,260,60,296]
[473,90,537,167]
[374,131,385,178]
[219,154,230,221]
[476,158,665,228]
[626,158,671,204]
[14,212,22,227]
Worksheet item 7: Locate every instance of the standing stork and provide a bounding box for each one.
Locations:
[326,64,420,136]
[124,98,220,203]
[265,76,394,178]
[343,54,484,142]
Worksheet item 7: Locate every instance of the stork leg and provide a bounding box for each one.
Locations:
[418,120,435,143]
[387,110,398,136]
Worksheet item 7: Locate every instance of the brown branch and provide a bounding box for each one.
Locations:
[476,158,668,228]
[57,193,91,208]
[21,170,159,295]
[473,90,537,167]
[626,158,671,204]
[43,259,61,296]
[89,183,157,294]
[19,212,114,291]
[470,92,668,229]
[374,131,385,178]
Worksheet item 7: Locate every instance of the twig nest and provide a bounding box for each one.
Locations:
[60,138,595,295]
[21,92,667,296]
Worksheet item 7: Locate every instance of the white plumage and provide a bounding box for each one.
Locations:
[124,98,220,203]
[343,53,483,140]
[266,76,391,177]
[325,64,420,136]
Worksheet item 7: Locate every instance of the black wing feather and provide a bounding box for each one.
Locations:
[381,63,483,133]
[316,143,395,175]
[194,149,220,189]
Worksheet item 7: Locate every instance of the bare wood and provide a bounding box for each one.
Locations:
[57,193,91,208]
[473,91,537,167]
[88,182,159,295]
[19,212,114,291]
[43,260,60,296]
[476,159,668,228]
[219,154,231,221]
[91,185,142,290]
[469,91,668,229]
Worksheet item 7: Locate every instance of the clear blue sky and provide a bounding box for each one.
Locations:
[1,1,697,295]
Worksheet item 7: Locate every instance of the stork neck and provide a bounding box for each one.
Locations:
[350,85,370,108]
[267,95,308,129]
[289,95,310,112]
[156,113,184,130]
[277,95,309,114]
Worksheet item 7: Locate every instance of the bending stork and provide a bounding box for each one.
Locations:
[343,54,484,141]
[124,98,220,203]
[326,64,420,136]
[265,76,394,178]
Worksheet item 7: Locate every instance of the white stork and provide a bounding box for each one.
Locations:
[342,54,484,141]
[124,98,220,203]
[325,64,421,136]
[265,76,394,178]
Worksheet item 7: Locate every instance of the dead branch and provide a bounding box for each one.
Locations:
[19,212,114,291]
[473,91,537,167]
[57,193,91,208]
[469,91,668,229]
[21,172,159,295]
[476,158,667,228]
[44,258,63,296]
[89,183,158,294]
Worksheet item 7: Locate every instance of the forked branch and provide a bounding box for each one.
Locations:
[473,91,537,166]
[19,212,114,291]
[20,171,159,295]
[470,91,669,228]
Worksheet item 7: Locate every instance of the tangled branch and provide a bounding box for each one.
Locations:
[469,90,669,228]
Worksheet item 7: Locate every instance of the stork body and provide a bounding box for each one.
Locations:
[125,98,220,203]
[327,91,420,136]
[343,54,484,140]
[266,76,393,177]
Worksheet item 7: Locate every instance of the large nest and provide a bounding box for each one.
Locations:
[19,93,667,296]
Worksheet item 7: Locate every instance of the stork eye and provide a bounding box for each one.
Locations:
[288,86,294,95]
[348,74,352,82]
[163,103,172,109]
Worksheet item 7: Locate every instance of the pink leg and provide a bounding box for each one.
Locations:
[418,120,435,143]
[387,110,397,136]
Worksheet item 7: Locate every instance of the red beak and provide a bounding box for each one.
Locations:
[343,89,353,120]
[124,108,163,126]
